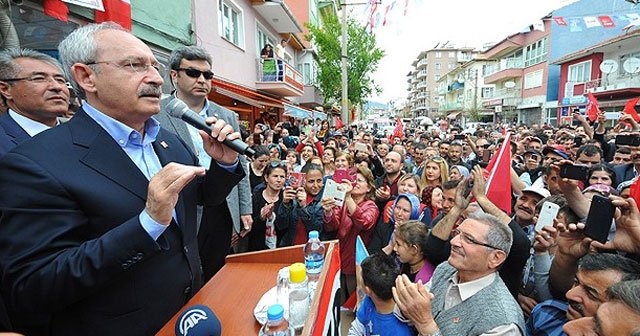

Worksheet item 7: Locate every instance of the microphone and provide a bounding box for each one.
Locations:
[174,304,222,336]
[166,98,256,158]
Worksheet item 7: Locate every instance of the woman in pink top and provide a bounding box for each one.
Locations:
[321,166,379,303]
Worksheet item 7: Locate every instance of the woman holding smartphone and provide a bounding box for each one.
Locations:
[321,166,379,303]
[276,163,326,246]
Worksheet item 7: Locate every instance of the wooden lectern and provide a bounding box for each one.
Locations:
[156,241,340,336]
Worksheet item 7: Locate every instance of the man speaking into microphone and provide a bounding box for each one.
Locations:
[0,23,243,335]
[156,45,253,281]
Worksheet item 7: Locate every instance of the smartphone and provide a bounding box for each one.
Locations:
[462,179,474,198]
[535,202,560,233]
[333,169,356,184]
[288,172,306,189]
[355,142,368,152]
[454,134,465,141]
[585,194,615,243]
[529,153,539,161]
[615,134,640,147]
[482,150,491,162]
[559,164,589,181]
[573,136,583,147]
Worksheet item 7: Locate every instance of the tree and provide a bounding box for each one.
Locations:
[306,12,384,109]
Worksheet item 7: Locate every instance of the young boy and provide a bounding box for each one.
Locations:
[348,253,415,336]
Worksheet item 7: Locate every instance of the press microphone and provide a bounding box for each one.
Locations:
[174,304,222,336]
[166,98,256,158]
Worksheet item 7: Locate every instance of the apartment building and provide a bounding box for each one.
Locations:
[406,47,476,118]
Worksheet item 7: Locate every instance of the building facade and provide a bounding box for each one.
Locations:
[407,47,476,118]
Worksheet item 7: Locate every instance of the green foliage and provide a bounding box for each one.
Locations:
[306,12,384,108]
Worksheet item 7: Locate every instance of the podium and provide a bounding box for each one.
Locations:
[156,241,341,336]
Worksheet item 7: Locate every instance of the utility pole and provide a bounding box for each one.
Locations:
[341,1,348,126]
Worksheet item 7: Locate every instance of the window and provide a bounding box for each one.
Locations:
[435,52,442,58]
[524,37,547,67]
[218,0,244,48]
[449,51,455,58]
[448,63,455,70]
[297,62,315,85]
[256,25,275,57]
[434,63,441,70]
[482,87,494,98]
[524,70,544,89]
[568,60,592,84]
[435,74,441,80]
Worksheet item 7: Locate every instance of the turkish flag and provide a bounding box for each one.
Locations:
[586,92,601,122]
[391,117,404,139]
[43,0,69,22]
[485,133,513,215]
[630,178,640,211]
[554,17,567,26]
[623,97,640,122]
[95,0,132,31]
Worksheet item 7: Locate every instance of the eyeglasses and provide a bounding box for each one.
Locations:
[174,68,214,80]
[430,157,445,163]
[451,229,503,252]
[1,73,67,85]
[87,59,166,75]
[269,160,287,168]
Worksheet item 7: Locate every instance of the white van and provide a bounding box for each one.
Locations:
[372,118,393,131]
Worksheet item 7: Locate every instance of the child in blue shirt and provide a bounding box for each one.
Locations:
[348,253,415,336]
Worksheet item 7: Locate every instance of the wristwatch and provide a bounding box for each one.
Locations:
[419,330,441,336]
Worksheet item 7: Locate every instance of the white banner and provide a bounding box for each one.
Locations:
[583,16,601,28]
[63,0,104,11]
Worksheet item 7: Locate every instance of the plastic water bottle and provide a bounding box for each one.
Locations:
[288,263,310,333]
[259,304,292,336]
[304,230,325,290]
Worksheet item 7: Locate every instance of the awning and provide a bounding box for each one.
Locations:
[313,111,327,120]
[215,87,268,108]
[516,102,541,109]
[283,103,311,119]
[447,111,462,119]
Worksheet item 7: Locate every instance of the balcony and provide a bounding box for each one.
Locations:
[256,58,304,97]
[252,0,302,33]
[417,81,428,89]
[299,84,324,108]
[586,76,640,96]
[484,59,524,84]
[417,92,428,99]
[417,58,428,68]
[448,81,464,92]
[494,88,522,106]
[439,102,463,112]
[417,70,428,78]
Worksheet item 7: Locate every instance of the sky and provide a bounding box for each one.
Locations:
[355,0,580,104]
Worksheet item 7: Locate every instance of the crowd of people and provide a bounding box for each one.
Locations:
[0,21,639,336]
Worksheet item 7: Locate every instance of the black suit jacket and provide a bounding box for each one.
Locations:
[613,163,637,187]
[0,109,243,335]
[0,112,30,158]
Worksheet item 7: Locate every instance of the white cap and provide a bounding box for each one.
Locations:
[522,185,551,199]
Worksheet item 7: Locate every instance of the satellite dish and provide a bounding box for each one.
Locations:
[623,57,640,74]
[600,59,619,74]
[504,81,516,88]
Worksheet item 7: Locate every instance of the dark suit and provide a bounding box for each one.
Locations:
[0,112,30,157]
[0,109,243,335]
[156,97,253,280]
[613,163,637,187]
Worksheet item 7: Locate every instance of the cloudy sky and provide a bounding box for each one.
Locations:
[355,0,580,104]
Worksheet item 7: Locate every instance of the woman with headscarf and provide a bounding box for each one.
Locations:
[367,193,422,255]
[449,165,470,181]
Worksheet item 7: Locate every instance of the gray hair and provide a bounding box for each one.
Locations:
[168,45,212,70]
[58,22,126,95]
[0,48,64,83]
[467,212,513,255]
[606,280,640,314]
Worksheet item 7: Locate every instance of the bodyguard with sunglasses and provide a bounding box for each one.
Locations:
[157,45,253,280]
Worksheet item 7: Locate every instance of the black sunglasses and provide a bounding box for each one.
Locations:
[175,68,214,80]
